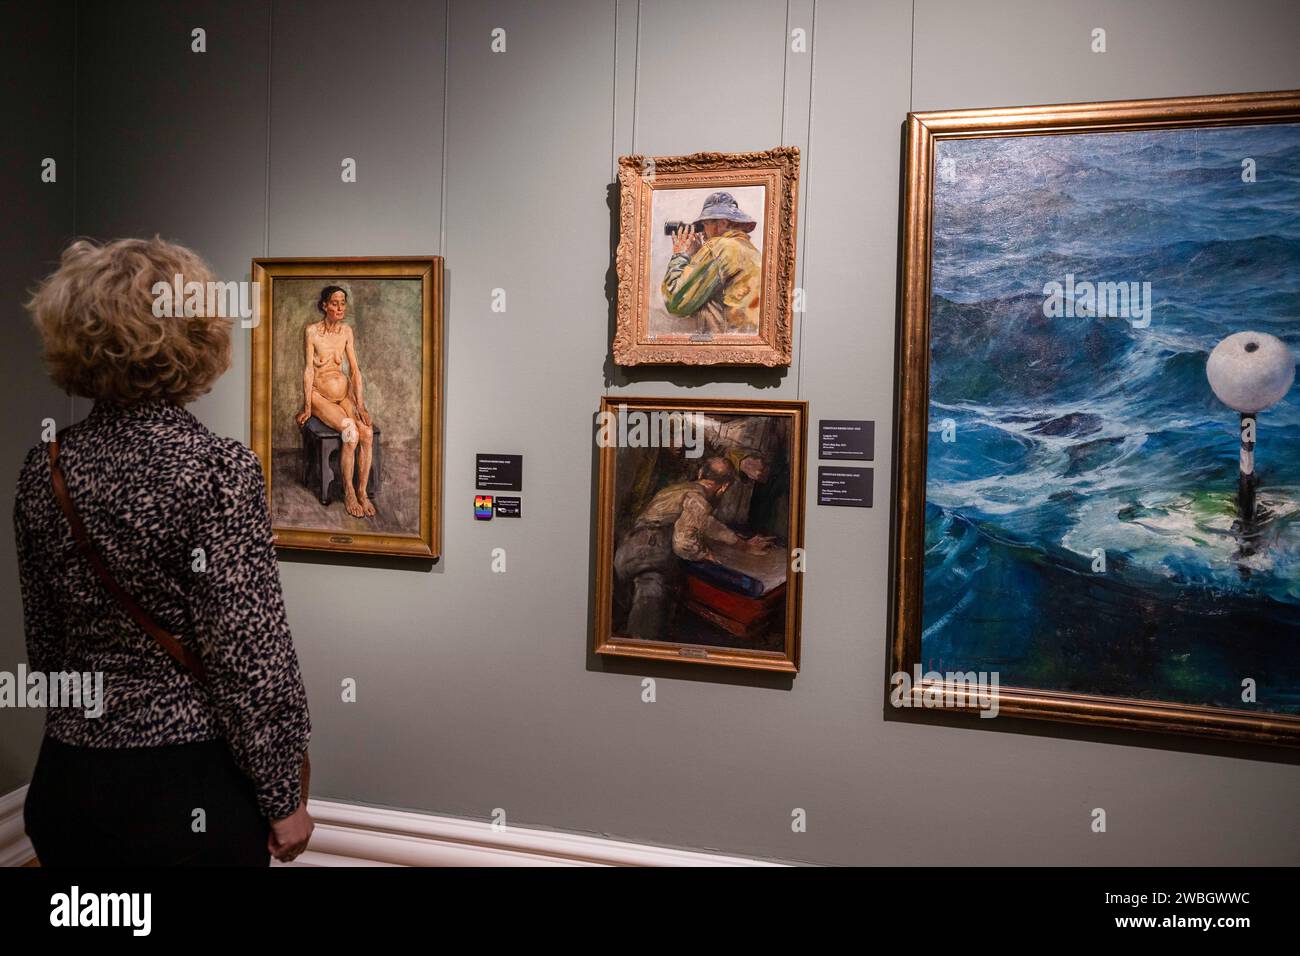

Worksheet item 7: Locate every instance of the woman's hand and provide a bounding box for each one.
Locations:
[295,408,311,427]
[268,803,314,864]
[356,405,371,427]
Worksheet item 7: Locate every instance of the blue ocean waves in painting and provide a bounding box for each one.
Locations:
[924,124,1300,712]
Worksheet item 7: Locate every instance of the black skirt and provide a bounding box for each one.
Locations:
[24,733,270,867]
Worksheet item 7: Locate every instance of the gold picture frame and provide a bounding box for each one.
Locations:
[614,147,799,366]
[892,90,1300,746]
[594,396,807,672]
[250,256,443,559]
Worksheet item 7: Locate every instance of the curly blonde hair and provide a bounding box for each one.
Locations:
[26,237,233,404]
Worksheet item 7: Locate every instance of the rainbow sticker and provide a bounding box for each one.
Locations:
[474,495,494,520]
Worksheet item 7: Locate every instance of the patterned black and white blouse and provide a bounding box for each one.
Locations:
[13,397,312,821]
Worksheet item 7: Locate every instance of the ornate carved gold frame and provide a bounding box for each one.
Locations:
[614,147,799,366]
[593,396,807,672]
[250,256,443,559]
[892,90,1300,746]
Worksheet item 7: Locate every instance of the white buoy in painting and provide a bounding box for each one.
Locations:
[1206,331,1296,524]
[1207,332,1295,414]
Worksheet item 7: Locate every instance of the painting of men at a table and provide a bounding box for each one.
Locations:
[598,399,806,670]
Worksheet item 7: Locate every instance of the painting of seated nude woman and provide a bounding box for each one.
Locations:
[251,257,443,558]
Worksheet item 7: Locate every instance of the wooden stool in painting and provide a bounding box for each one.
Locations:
[300,415,383,506]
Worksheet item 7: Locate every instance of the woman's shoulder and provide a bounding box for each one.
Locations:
[186,433,266,497]
[12,416,265,516]
[14,441,51,513]
[18,440,47,474]
[114,412,266,506]
[120,410,262,484]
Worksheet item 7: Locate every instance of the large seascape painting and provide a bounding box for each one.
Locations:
[893,92,1300,745]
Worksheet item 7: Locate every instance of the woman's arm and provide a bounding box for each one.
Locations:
[184,444,312,822]
[14,447,65,674]
[297,326,315,426]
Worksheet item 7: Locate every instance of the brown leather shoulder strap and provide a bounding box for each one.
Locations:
[47,437,208,684]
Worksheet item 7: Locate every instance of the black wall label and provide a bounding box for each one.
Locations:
[494,496,521,518]
[475,453,522,491]
[819,420,874,460]
[817,466,873,507]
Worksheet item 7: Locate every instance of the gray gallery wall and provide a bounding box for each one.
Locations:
[2,0,1299,864]
[0,0,75,795]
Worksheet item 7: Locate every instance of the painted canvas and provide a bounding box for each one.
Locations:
[594,398,806,672]
[647,184,767,337]
[892,91,1300,745]
[251,257,443,559]
[614,147,798,366]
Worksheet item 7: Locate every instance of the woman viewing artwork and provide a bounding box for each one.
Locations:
[17,237,314,865]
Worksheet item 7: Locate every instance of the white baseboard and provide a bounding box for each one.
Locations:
[2,785,782,867]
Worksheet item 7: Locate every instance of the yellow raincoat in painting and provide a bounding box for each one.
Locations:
[661,229,763,335]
